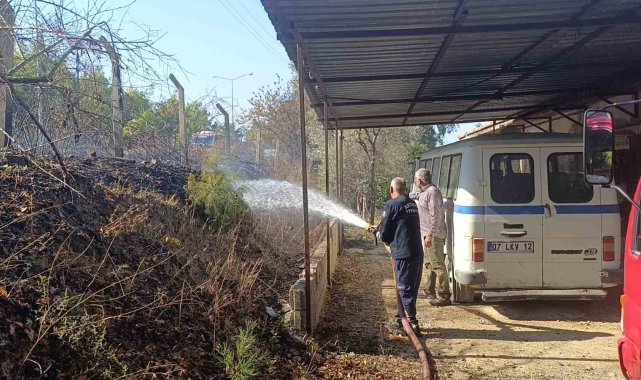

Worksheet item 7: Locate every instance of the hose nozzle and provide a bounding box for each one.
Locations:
[365,224,376,233]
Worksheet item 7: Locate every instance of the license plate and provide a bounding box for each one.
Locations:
[487,241,534,253]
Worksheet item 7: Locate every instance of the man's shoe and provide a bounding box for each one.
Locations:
[428,296,451,307]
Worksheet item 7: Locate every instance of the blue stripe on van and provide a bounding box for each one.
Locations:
[452,204,619,215]
[555,204,619,214]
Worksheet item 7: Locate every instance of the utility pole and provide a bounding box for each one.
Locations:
[212,73,252,135]
[255,118,262,165]
[216,103,230,155]
[169,74,187,164]
[101,37,124,158]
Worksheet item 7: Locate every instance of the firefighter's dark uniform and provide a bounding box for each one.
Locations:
[379,194,423,321]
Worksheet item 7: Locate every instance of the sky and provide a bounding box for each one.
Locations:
[74,0,476,144]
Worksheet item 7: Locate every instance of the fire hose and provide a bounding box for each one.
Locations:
[366,224,435,380]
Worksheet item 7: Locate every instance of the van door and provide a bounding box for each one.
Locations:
[540,148,602,288]
[483,148,543,288]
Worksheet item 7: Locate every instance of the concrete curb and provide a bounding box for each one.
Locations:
[289,220,340,333]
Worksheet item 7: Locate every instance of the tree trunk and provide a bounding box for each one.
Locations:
[368,156,376,224]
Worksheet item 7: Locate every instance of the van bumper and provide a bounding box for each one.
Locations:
[455,269,487,285]
[602,269,623,285]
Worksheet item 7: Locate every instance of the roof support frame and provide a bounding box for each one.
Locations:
[523,119,550,133]
[329,104,581,122]
[313,60,641,84]
[312,88,626,108]
[402,0,470,125]
[447,0,609,115]
[598,96,637,118]
[555,110,583,127]
[296,15,641,39]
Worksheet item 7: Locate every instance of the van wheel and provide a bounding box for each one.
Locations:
[454,283,475,303]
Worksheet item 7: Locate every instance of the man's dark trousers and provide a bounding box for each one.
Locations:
[395,256,423,320]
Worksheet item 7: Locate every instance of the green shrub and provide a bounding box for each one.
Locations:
[215,321,270,380]
[187,171,246,227]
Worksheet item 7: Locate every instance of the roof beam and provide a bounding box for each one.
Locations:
[297,15,641,39]
[511,68,641,121]
[495,2,633,97]
[496,27,610,97]
[523,119,550,133]
[452,0,609,116]
[312,87,624,108]
[328,117,550,131]
[598,96,637,118]
[402,0,469,125]
[555,110,583,126]
[329,104,581,122]
[315,60,641,84]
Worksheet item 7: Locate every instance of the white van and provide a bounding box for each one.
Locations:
[413,133,622,302]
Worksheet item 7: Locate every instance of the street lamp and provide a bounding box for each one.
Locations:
[212,72,253,129]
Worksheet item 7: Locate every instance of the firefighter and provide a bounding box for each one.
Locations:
[378,177,424,335]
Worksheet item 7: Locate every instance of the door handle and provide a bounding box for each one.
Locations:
[500,230,527,237]
[544,203,556,218]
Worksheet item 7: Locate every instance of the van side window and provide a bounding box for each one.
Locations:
[547,153,594,203]
[432,157,442,185]
[424,159,432,172]
[448,155,462,199]
[436,154,463,199]
[490,154,535,204]
[439,156,452,190]
[419,159,427,169]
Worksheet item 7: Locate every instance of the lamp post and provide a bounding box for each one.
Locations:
[212,72,253,129]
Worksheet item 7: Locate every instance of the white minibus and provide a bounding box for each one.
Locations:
[413,133,622,302]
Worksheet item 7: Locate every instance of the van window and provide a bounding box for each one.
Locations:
[547,153,593,203]
[432,157,441,185]
[448,155,462,199]
[490,153,535,204]
[419,159,427,169]
[435,154,463,199]
[424,159,432,172]
[439,156,451,190]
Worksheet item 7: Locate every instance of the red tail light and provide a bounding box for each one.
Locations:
[473,238,484,262]
[603,236,615,261]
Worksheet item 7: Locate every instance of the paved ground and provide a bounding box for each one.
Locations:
[315,239,622,380]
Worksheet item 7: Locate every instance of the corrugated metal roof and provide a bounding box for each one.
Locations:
[262,0,641,129]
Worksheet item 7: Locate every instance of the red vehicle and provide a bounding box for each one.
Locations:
[583,106,641,379]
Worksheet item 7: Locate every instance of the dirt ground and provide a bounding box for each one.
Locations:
[315,238,622,380]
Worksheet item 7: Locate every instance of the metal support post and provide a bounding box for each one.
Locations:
[169,74,187,164]
[335,121,341,256]
[324,101,331,285]
[339,126,345,245]
[216,103,231,155]
[297,43,312,335]
[339,126,344,202]
[102,37,124,158]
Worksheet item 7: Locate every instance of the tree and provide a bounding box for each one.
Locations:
[355,128,381,224]
[3,0,177,176]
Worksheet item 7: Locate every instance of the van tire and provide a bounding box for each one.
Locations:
[454,283,475,303]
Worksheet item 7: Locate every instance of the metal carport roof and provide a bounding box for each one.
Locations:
[261,0,641,130]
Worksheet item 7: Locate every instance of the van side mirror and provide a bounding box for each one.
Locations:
[583,109,614,185]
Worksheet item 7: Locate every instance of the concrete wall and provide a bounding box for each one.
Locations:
[289,220,340,333]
